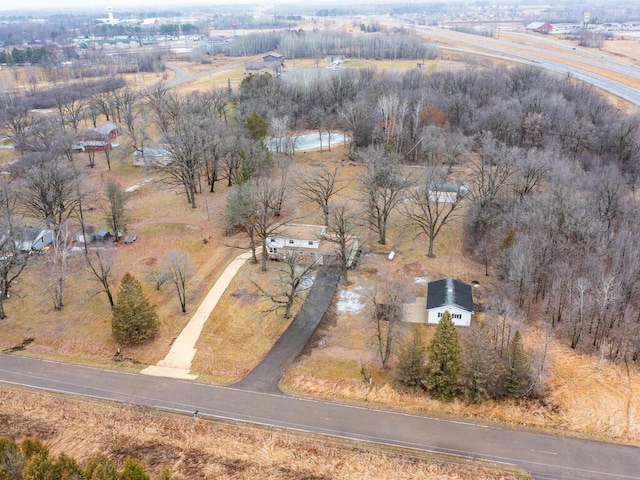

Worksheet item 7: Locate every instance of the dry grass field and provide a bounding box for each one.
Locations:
[0,385,529,480]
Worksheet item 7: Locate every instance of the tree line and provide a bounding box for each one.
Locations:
[394,312,532,403]
[0,46,53,65]
[209,29,438,60]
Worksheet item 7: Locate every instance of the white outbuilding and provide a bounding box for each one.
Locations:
[426,278,473,327]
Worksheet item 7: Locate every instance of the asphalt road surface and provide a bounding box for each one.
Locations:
[233,267,341,394]
[1,354,638,480]
[412,26,640,106]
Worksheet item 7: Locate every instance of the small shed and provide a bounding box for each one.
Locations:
[426,278,473,327]
[428,183,468,204]
[16,228,54,252]
[93,230,112,243]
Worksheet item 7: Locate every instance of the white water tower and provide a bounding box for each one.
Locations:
[107,7,114,23]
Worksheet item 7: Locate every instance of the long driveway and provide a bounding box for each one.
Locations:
[1,354,638,480]
[233,267,341,393]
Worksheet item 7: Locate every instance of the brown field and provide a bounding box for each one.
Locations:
[1,28,640,474]
[0,385,529,480]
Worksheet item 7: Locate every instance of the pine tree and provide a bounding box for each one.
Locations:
[423,311,462,402]
[505,329,529,398]
[119,459,150,480]
[112,273,159,345]
[84,455,119,480]
[462,328,503,403]
[394,326,427,391]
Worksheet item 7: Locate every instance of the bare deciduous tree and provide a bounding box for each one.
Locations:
[162,249,194,313]
[43,225,76,310]
[357,147,413,245]
[0,182,28,319]
[226,175,292,271]
[19,156,83,234]
[366,279,409,369]
[103,180,129,241]
[324,201,360,285]
[85,247,117,309]
[295,165,346,227]
[402,167,465,258]
[252,252,318,319]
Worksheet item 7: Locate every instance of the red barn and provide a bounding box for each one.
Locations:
[90,123,119,141]
[525,22,553,34]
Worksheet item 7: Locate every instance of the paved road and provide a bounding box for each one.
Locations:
[233,267,341,393]
[1,354,638,480]
[411,26,640,106]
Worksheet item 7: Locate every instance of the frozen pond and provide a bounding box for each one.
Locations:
[267,132,347,154]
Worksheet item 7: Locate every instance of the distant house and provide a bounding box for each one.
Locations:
[15,228,54,252]
[133,147,172,167]
[428,183,468,204]
[245,61,282,76]
[426,278,473,327]
[262,51,284,64]
[82,129,112,152]
[89,123,119,141]
[525,22,553,34]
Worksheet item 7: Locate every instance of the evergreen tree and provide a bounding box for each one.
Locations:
[0,437,24,480]
[119,459,150,480]
[84,455,119,480]
[52,453,83,479]
[462,328,503,403]
[423,311,461,402]
[22,452,54,480]
[505,329,529,398]
[245,112,268,142]
[112,273,159,345]
[394,326,426,391]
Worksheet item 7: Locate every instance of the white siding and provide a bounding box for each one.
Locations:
[427,306,472,327]
[267,237,319,250]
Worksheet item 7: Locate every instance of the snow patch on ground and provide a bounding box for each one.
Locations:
[126,178,153,192]
[336,287,365,315]
[298,271,317,291]
[414,276,430,285]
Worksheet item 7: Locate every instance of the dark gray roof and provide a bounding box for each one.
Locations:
[426,278,473,312]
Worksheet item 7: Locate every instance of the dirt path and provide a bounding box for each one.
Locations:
[141,249,257,379]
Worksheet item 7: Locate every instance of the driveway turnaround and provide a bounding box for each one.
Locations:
[1,354,638,480]
[233,267,341,393]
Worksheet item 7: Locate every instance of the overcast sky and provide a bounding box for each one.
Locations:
[0,0,417,13]
[0,0,260,13]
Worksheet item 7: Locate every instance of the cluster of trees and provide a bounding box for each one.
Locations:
[1,37,639,363]
[394,312,533,403]
[230,64,640,362]
[211,30,438,60]
[0,76,126,126]
[0,46,52,65]
[0,436,177,480]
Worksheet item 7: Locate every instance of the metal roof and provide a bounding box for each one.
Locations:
[426,278,473,312]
